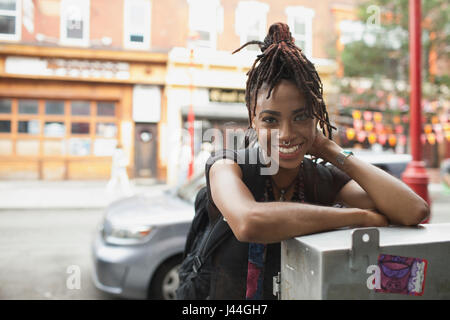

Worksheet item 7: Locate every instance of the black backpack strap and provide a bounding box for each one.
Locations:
[193,218,232,273]
[192,147,266,273]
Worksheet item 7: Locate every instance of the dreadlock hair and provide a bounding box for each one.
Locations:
[233,22,336,149]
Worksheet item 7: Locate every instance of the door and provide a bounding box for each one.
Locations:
[134,123,157,178]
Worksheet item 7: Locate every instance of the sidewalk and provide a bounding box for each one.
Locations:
[0,178,447,212]
[0,179,172,210]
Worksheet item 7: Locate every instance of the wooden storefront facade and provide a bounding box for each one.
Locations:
[0,44,167,180]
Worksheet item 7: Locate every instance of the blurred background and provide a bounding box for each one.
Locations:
[0,0,448,300]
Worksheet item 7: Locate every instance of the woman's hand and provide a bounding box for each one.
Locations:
[356,208,390,227]
[307,128,337,160]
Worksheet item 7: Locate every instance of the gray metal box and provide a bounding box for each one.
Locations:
[280,223,450,299]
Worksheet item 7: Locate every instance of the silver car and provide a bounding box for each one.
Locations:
[91,173,205,300]
[91,151,411,300]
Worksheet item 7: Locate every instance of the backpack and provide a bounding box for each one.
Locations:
[175,186,232,299]
[175,147,340,300]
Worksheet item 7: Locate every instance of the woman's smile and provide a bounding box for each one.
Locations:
[277,142,304,160]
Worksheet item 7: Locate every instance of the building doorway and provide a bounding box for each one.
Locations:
[134,123,157,178]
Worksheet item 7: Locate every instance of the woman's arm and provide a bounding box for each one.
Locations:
[209,159,388,244]
[311,133,430,226]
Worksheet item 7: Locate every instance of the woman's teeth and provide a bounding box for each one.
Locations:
[279,144,300,154]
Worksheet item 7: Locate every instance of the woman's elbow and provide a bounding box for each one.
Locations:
[401,201,430,226]
[234,205,263,243]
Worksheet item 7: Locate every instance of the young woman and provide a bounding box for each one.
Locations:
[206,22,429,300]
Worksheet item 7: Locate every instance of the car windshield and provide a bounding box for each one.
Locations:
[174,171,207,204]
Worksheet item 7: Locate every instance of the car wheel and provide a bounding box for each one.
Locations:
[148,256,181,300]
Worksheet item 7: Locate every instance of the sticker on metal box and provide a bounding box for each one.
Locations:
[375,254,428,296]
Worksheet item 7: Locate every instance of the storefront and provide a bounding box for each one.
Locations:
[0,44,166,180]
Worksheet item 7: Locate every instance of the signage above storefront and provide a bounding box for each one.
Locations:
[4,56,130,80]
[209,88,245,104]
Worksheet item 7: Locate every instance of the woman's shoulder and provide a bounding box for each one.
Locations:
[206,147,261,170]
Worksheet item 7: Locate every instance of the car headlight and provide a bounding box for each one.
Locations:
[102,221,153,245]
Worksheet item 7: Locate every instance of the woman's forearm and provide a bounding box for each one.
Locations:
[242,201,367,244]
[319,142,429,225]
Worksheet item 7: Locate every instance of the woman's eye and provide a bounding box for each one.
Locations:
[294,114,309,121]
[262,117,277,124]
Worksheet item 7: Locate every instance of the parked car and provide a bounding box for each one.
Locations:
[91,150,411,300]
[91,172,204,300]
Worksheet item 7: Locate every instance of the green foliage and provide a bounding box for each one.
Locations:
[342,0,449,82]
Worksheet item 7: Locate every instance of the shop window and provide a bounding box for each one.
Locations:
[123,0,151,50]
[16,139,39,156]
[71,122,90,134]
[44,122,66,137]
[45,101,65,115]
[286,6,315,58]
[0,120,11,133]
[235,1,269,52]
[0,139,12,155]
[18,120,40,135]
[68,138,90,156]
[0,99,11,113]
[71,101,90,116]
[0,0,21,41]
[43,140,66,156]
[96,123,117,138]
[97,102,115,117]
[60,0,90,46]
[18,100,39,114]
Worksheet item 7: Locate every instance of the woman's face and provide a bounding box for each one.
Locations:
[251,79,318,170]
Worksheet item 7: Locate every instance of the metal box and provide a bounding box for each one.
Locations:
[280,223,450,299]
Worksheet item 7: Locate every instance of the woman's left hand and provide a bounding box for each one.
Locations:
[307,128,336,160]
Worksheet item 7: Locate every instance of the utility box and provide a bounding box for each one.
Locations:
[280,224,450,299]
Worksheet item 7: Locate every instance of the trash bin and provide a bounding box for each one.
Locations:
[279,223,450,299]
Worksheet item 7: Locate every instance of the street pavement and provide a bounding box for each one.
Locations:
[0,179,172,210]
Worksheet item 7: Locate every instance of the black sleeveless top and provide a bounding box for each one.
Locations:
[205,147,351,300]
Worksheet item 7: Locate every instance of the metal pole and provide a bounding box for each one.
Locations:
[187,48,195,179]
[401,0,431,222]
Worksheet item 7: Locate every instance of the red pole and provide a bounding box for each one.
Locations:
[187,48,195,179]
[401,0,431,222]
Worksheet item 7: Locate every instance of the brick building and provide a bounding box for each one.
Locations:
[0,0,368,182]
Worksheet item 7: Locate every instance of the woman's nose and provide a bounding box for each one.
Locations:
[278,121,295,142]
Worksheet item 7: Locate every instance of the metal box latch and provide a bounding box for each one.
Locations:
[350,227,379,271]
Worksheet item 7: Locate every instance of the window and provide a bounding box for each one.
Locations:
[18,120,40,134]
[0,99,11,113]
[71,122,90,134]
[60,0,90,46]
[235,1,269,51]
[71,101,90,116]
[286,6,315,58]
[18,99,38,114]
[45,101,65,115]
[0,0,21,41]
[44,121,65,137]
[123,0,151,50]
[97,102,115,116]
[0,120,11,133]
[0,98,118,157]
[187,0,223,49]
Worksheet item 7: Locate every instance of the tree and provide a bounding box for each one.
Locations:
[341,0,449,85]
